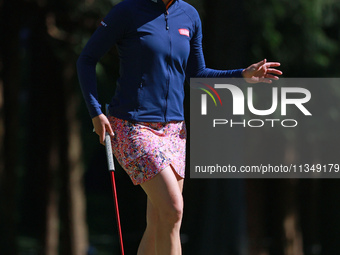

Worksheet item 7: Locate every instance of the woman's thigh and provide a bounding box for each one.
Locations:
[141,166,184,217]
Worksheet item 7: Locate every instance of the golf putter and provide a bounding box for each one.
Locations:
[105,104,125,255]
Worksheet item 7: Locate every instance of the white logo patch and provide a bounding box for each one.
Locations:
[178,29,190,37]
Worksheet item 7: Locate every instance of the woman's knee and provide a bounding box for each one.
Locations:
[158,197,183,225]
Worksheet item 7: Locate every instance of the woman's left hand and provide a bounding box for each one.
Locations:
[242,59,282,83]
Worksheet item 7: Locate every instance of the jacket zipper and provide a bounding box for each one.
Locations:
[164,10,171,122]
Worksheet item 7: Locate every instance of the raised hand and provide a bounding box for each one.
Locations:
[242,59,282,83]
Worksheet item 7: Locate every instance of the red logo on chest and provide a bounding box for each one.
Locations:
[178,29,190,37]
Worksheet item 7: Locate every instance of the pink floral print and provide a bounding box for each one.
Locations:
[108,116,186,185]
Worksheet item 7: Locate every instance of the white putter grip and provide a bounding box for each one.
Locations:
[105,104,115,171]
[105,132,115,171]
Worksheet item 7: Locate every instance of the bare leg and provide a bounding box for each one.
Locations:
[137,198,158,255]
[137,166,184,255]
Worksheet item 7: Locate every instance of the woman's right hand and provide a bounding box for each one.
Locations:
[92,114,115,145]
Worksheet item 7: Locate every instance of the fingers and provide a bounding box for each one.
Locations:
[264,62,281,67]
[93,127,105,145]
[100,120,115,145]
[265,74,279,81]
[92,114,114,145]
[99,126,114,145]
[95,125,105,145]
[105,122,115,137]
[262,61,282,79]
[260,78,273,84]
[264,63,282,76]
[261,61,282,74]
[254,59,267,69]
[267,68,283,75]
[99,127,105,145]
[255,60,281,70]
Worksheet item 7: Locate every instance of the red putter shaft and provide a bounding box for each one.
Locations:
[110,171,125,255]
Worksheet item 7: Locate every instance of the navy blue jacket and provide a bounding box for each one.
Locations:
[77,0,244,122]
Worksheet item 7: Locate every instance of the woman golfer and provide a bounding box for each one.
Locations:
[77,0,282,254]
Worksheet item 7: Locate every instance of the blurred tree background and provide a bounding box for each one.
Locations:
[1,0,340,254]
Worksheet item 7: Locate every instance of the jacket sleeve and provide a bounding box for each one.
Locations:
[76,4,129,118]
[185,12,244,80]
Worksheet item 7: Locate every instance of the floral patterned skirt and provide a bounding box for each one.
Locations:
[108,116,186,185]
